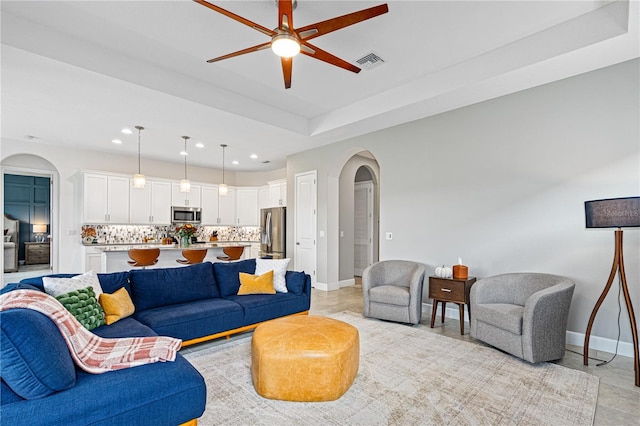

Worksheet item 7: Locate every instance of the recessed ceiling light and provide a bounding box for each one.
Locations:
[121,128,133,135]
[195,142,205,148]
[250,154,258,159]
[180,151,188,156]
[232,160,239,165]
[112,139,123,144]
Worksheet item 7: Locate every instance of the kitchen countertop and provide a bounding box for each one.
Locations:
[93,242,253,252]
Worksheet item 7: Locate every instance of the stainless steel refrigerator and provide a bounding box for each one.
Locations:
[260,207,286,259]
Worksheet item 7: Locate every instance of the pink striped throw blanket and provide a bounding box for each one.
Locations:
[0,289,182,374]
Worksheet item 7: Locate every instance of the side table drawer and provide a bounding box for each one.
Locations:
[429,281,464,301]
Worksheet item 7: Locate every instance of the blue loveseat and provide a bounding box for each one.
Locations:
[1,259,312,425]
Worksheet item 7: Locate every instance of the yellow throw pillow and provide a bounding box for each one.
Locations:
[237,270,275,295]
[99,288,135,325]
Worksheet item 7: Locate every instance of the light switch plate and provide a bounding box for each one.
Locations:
[385,232,393,240]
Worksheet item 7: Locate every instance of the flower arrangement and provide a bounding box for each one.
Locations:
[175,223,197,239]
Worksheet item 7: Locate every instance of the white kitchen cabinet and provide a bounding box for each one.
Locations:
[258,186,270,211]
[83,173,130,223]
[201,185,220,225]
[268,179,287,207]
[217,188,236,225]
[130,180,172,224]
[250,242,261,259]
[236,188,259,226]
[83,246,104,272]
[171,183,201,208]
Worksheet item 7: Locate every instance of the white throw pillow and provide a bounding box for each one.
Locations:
[43,270,103,298]
[255,258,290,293]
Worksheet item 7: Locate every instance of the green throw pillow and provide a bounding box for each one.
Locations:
[56,286,106,331]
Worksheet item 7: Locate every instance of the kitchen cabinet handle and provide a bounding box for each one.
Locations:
[440,288,452,292]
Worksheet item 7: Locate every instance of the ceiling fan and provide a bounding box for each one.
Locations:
[193,0,389,89]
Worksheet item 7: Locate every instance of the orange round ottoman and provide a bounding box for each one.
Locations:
[251,315,360,402]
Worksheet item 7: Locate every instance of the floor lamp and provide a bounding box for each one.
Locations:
[583,196,640,387]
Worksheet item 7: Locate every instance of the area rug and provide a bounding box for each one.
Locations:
[184,312,599,425]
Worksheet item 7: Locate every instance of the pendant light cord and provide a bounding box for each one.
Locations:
[135,125,144,174]
[183,136,189,180]
[220,143,228,185]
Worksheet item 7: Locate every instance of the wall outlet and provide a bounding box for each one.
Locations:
[385,232,393,240]
[340,230,344,237]
[68,229,77,236]
[319,230,325,238]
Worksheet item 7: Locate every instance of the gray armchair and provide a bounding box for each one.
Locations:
[470,273,575,363]
[363,260,426,324]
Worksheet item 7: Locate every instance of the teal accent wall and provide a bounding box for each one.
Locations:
[4,174,50,261]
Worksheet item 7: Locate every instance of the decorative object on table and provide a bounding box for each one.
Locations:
[219,144,228,196]
[434,265,452,278]
[583,196,640,387]
[179,136,191,193]
[132,125,146,189]
[452,257,468,279]
[32,224,47,242]
[175,223,197,248]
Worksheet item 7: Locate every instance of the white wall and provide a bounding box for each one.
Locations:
[288,59,639,347]
[0,141,285,274]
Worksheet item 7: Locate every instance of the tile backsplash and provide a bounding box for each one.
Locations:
[82,225,260,244]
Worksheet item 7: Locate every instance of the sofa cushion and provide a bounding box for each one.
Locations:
[0,309,76,399]
[56,287,106,331]
[99,288,135,325]
[474,303,524,335]
[92,316,157,339]
[227,292,311,325]
[285,271,306,295]
[130,262,219,311]
[255,258,290,293]
[43,271,103,298]
[0,283,42,295]
[20,272,131,294]
[134,298,245,342]
[369,285,410,306]
[213,259,256,297]
[238,271,275,295]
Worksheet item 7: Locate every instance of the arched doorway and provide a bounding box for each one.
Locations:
[1,154,60,285]
[337,151,380,287]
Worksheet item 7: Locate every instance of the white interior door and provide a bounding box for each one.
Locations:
[354,181,373,276]
[294,171,317,286]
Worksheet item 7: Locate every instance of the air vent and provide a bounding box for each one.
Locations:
[355,51,385,70]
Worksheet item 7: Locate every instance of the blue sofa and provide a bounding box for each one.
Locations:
[1,259,312,425]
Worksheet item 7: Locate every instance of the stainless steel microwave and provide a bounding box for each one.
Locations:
[171,206,201,224]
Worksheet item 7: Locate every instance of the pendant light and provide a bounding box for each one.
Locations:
[132,125,146,188]
[180,136,191,193]
[219,144,228,196]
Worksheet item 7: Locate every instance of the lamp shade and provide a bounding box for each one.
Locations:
[585,196,640,228]
[33,224,47,233]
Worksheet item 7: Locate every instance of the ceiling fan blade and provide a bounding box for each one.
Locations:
[207,42,271,63]
[300,41,360,73]
[296,3,389,41]
[281,57,293,89]
[278,0,294,31]
[193,0,275,37]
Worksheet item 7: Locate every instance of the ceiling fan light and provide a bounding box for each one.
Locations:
[271,34,300,58]
[132,174,146,189]
[180,179,191,193]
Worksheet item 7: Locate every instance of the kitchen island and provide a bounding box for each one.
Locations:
[89,242,252,273]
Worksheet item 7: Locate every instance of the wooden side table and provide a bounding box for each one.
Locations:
[25,242,50,265]
[428,276,477,335]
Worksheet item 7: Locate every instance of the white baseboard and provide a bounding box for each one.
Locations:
[424,302,635,358]
[313,281,340,291]
[339,278,356,288]
[313,279,355,291]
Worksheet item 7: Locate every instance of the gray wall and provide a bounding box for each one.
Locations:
[288,59,639,345]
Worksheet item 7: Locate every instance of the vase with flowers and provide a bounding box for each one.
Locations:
[175,223,197,248]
